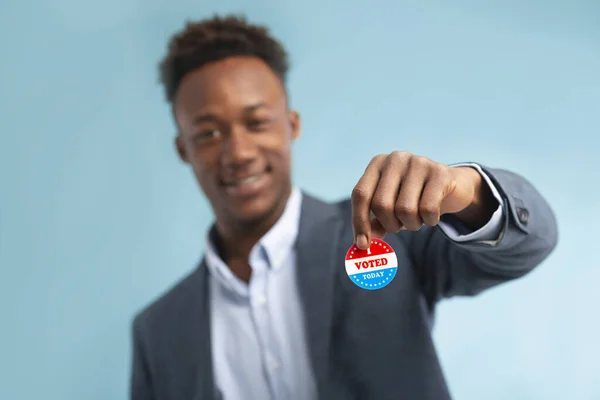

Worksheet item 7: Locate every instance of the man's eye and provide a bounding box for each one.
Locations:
[248,119,269,131]
[195,129,221,141]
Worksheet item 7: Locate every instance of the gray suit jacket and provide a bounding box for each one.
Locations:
[130,167,558,400]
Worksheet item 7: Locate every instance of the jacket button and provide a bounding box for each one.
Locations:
[516,207,529,225]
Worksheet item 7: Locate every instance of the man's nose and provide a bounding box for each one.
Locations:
[221,127,258,167]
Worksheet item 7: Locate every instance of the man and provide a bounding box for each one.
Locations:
[130,15,558,400]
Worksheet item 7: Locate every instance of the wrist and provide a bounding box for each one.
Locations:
[453,167,498,229]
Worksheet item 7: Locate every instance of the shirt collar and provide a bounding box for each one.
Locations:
[257,186,302,270]
[204,187,303,283]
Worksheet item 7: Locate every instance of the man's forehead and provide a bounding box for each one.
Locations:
[175,57,284,107]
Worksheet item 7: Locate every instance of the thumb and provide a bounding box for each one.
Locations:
[355,214,387,250]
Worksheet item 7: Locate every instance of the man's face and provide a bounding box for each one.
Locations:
[173,56,300,225]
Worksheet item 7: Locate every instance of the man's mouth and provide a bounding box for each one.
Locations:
[222,172,266,187]
[220,165,273,198]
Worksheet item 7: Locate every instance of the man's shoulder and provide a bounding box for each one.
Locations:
[132,265,205,334]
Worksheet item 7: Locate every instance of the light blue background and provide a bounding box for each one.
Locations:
[1,0,598,399]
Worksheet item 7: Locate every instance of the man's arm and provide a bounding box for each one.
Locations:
[130,317,156,400]
[350,151,558,309]
[406,166,558,308]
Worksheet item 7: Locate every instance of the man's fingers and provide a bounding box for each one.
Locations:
[419,168,451,226]
[418,180,444,226]
[353,152,458,242]
[394,163,427,230]
[370,217,387,240]
[370,152,408,233]
[352,155,386,249]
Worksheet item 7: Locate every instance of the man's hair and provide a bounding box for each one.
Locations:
[159,15,290,103]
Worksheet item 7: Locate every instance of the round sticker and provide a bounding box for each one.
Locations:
[345,238,398,290]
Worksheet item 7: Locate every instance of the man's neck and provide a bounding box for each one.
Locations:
[214,189,291,270]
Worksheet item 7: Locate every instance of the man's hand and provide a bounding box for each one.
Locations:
[351,151,498,250]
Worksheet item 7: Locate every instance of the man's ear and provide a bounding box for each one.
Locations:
[288,110,301,141]
[175,134,189,163]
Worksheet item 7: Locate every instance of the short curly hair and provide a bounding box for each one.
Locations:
[159,14,290,103]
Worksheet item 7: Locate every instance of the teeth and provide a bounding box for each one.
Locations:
[238,175,260,184]
[229,174,261,186]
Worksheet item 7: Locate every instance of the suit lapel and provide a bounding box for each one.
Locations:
[190,259,217,400]
[295,192,345,390]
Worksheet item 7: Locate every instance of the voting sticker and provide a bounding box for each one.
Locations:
[345,238,398,290]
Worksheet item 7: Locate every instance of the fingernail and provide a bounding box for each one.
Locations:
[357,234,368,249]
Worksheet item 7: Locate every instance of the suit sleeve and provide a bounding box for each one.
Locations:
[404,166,558,310]
[130,316,156,400]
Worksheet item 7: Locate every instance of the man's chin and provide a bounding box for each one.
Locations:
[230,205,276,226]
[226,195,285,227]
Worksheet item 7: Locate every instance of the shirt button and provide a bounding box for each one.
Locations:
[256,295,267,305]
